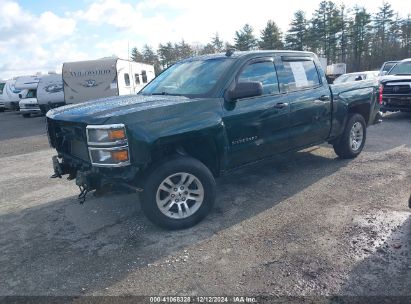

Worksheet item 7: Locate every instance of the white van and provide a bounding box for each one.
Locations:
[62,58,155,104]
[15,75,41,117]
[37,73,64,114]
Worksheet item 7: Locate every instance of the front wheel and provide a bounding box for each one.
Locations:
[333,113,366,159]
[141,156,216,229]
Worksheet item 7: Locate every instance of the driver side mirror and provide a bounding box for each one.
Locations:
[228,82,263,101]
[18,94,22,99]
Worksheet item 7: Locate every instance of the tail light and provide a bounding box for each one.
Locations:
[378,84,383,105]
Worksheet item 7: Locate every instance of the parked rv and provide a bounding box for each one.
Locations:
[14,75,41,117]
[37,73,65,114]
[62,58,155,104]
[0,80,5,112]
[3,79,22,111]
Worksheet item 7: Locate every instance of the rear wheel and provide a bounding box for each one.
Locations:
[333,113,366,159]
[141,156,216,229]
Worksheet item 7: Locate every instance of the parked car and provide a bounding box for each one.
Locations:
[334,71,379,84]
[46,50,381,229]
[380,58,411,113]
[379,61,399,76]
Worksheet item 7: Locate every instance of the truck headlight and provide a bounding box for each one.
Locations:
[86,124,127,145]
[86,124,130,167]
[89,146,130,166]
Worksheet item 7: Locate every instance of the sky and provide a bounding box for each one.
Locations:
[0,0,410,79]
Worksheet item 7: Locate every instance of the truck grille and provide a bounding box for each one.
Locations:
[47,119,90,162]
[383,84,411,94]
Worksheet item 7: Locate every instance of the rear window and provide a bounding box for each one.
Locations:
[281,60,321,92]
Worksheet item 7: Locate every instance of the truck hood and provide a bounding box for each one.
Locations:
[46,94,191,124]
[380,75,411,84]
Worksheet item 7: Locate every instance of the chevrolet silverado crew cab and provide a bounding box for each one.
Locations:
[46,50,381,229]
[379,58,411,113]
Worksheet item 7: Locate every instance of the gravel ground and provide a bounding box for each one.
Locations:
[0,110,410,298]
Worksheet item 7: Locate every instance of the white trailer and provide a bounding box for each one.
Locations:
[14,75,41,90]
[62,58,155,104]
[14,75,41,117]
[37,73,65,114]
[3,79,23,111]
[326,63,347,76]
[0,80,5,111]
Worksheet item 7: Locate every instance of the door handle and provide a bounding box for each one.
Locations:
[274,102,289,109]
[319,95,330,101]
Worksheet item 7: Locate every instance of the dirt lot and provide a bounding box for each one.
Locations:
[0,110,410,298]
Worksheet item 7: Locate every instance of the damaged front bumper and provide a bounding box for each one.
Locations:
[51,154,143,202]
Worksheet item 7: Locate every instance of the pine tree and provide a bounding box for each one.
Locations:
[310,1,342,63]
[158,42,177,68]
[285,10,308,51]
[130,47,143,62]
[211,33,224,52]
[259,20,283,50]
[142,44,161,75]
[234,24,258,51]
[175,40,194,60]
[373,2,395,62]
[347,7,371,70]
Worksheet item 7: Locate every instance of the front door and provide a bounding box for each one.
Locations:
[223,58,291,168]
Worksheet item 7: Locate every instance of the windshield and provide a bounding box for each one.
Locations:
[26,89,37,98]
[383,62,397,73]
[388,61,411,75]
[334,74,363,84]
[140,58,233,97]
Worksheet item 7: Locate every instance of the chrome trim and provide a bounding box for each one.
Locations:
[88,145,131,167]
[86,124,128,146]
[86,124,125,129]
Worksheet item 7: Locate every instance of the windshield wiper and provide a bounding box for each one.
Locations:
[151,92,183,96]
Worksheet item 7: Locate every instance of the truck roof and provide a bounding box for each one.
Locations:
[181,50,315,62]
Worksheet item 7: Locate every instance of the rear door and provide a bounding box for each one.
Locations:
[277,56,332,149]
[223,57,290,168]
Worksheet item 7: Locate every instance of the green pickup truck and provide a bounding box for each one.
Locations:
[46,50,382,229]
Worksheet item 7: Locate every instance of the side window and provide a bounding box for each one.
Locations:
[142,70,148,83]
[135,73,140,85]
[281,60,321,92]
[124,73,130,86]
[238,61,279,95]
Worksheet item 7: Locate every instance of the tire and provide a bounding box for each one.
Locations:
[22,113,31,118]
[0,108,4,112]
[141,155,216,230]
[333,113,366,159]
